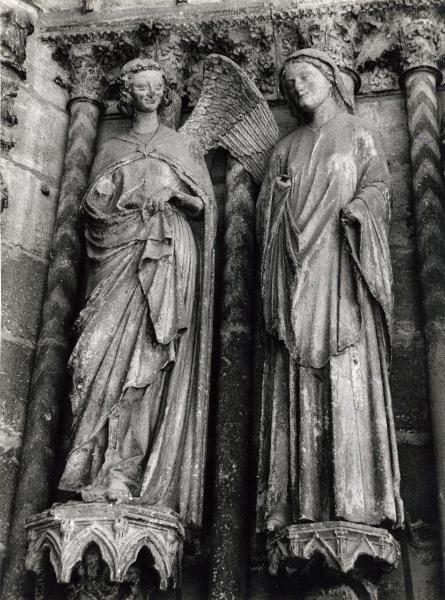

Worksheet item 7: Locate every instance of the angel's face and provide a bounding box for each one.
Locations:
[131,70,164,113]
[283,61,331,114]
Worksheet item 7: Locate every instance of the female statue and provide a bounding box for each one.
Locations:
[257,49,404,532]
[59,58,216,528]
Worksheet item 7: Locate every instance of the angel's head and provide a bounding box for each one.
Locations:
[117,58,174,117]
[279,49,353,122]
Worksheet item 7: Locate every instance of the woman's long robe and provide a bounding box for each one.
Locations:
[59,125,216,527]
[257,112,404,529]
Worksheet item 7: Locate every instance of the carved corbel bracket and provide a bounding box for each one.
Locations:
[399,17,442,82]
[26,502,185,591]
[0,8,34,78]
[268,521,400,583]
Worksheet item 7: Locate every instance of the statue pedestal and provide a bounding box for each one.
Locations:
[26,502,184,597]
[267,521,400,600]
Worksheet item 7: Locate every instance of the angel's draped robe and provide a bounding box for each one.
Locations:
[59,125,215,527]
[257,113,404,528]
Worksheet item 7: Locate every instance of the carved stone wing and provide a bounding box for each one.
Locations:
[180,54,280,185]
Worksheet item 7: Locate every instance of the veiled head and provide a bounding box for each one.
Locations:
[117,58,174,117]
[282,61,332,115]
[279,49,354,121]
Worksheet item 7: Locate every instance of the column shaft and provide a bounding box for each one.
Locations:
[1,98,101,600]
[403,67,445,576]
[209,157,256,600]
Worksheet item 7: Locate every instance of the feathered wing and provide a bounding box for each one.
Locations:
[180,54,280,185]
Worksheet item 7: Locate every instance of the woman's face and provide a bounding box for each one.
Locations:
[283,61,332,114]
[131,69,164,113]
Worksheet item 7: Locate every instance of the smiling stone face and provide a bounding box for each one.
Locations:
[131,69,164,113]
[283,61,332,115]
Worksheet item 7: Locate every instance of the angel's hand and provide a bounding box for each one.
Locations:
[148,186,173,214]
[170,191,204,219]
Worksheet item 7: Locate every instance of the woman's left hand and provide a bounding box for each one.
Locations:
[341,201,362,226]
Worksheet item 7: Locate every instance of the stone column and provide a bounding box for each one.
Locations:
[399,17,445,581]
[1,45,107,600]
[209,157,256,600]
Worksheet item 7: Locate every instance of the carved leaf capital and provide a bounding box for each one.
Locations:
[52,43,111,104]
[399,18,440,73]
[300,15,358,73]
[40,1,445,98]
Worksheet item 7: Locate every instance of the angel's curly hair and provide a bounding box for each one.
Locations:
[117,58,175,117]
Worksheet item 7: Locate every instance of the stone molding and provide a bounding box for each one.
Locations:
[267,521,400,577]
[38,0,445,102]
[25,502,185,591]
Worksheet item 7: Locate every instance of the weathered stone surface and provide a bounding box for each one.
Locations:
[1,163,58,259]
[406,540,442,600]
[1,246,48,341]
[10,87,68,182]
[391,329,429,432]
[0,337,34,440]
[0,337,35,588]
[398,444,438,526]
[0,455,20,583]
[378,562,407,600]
[25,34,69,110]
[391,248,423,326]
[390,166,416,253]
[357,96,411,166]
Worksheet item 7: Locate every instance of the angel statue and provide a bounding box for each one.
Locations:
[58,56,279,528]
[256,49,404,533]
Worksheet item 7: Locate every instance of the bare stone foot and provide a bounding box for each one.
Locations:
[267,511,288,532]
[107,482,133,503]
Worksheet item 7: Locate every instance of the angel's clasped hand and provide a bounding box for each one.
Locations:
[145,186,174,214]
